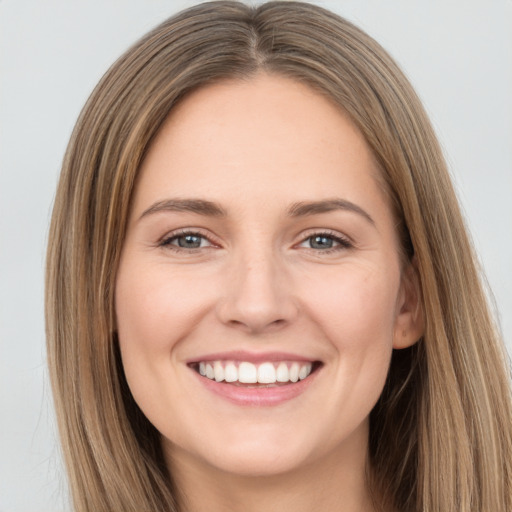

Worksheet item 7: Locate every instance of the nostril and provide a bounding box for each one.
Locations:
[215,264,299,332]
[227,316,288,333]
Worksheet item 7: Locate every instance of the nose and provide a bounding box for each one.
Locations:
[216,249,298,334]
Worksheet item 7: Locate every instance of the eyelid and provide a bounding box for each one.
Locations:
[158,228,220,251]
[298,228,353,243]
[156,227,354,253]
[295,228,354,251]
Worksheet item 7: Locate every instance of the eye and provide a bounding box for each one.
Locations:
[160,231,213,250]
[298,232,353,252]
[308,235,336,250]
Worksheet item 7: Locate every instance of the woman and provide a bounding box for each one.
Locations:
[45,1,512,511]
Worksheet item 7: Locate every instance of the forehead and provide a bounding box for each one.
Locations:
[131,73,388,220]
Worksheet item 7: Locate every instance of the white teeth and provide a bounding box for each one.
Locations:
[289,362,299,383]
[299,363,312,380]
[257,362,276,384]
[195,360,315,384]
[224,362,238,382]
[214,361,224,382]
[238,362,257,383]
[276,362,289,382]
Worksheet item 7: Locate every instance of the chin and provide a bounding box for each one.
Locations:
[164,426,320,479]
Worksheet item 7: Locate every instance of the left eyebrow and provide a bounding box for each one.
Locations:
[287,199,375,226]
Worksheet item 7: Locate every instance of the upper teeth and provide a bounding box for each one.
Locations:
[197,361,313,384]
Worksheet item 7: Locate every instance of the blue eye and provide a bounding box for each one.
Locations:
[161,232,211,250]
[175,234,204,248]
[309,235,336,249]
[299,232,352,251]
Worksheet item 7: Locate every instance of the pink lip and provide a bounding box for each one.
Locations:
[196,376,316,406]
[186,350,316,365]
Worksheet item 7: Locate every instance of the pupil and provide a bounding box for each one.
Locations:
[311,236,333,249]
[178,235,201,248]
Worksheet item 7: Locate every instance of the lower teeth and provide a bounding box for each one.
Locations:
[227,381,290,388]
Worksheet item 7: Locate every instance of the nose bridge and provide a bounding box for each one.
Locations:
[217,241,297,332]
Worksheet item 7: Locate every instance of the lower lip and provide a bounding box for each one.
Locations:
[193,370,318,406]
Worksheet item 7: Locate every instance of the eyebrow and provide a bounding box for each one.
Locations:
[139,197,374,225]
[287,199,375,225]
[139,198,227,220]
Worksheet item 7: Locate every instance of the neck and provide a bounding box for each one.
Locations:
[165,429,381,512]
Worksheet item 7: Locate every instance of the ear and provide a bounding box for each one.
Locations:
[393,257,424,349]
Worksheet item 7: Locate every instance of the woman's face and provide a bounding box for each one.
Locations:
[115,74,421,477]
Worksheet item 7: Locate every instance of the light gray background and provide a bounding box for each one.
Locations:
[1,1,511,510]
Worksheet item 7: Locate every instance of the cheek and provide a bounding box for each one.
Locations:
[114,261,216,417]
[115,263,213,352]
[301,262,401,348]
[298,263,400,406]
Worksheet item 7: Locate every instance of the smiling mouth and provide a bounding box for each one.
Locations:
[189,360,321,386]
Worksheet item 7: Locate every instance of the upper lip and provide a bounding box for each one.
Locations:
[186,350,319,365]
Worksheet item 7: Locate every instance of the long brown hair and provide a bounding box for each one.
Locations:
[46,2,512,511]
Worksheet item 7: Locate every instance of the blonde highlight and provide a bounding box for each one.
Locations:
[46,2,512,511]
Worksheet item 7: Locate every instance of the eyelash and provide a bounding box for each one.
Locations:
[298,230,354,254]
[158,229,353,254]
[159,229,215,252]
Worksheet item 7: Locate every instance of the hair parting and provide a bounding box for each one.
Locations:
[46,2,512,511]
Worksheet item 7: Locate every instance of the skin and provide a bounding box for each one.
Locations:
[115,73,423,512]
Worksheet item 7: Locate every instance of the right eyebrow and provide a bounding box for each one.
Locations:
[138,198,227,220]
[287,198,375,226]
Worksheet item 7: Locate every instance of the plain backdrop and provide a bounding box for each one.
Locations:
[1,1,511,510]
